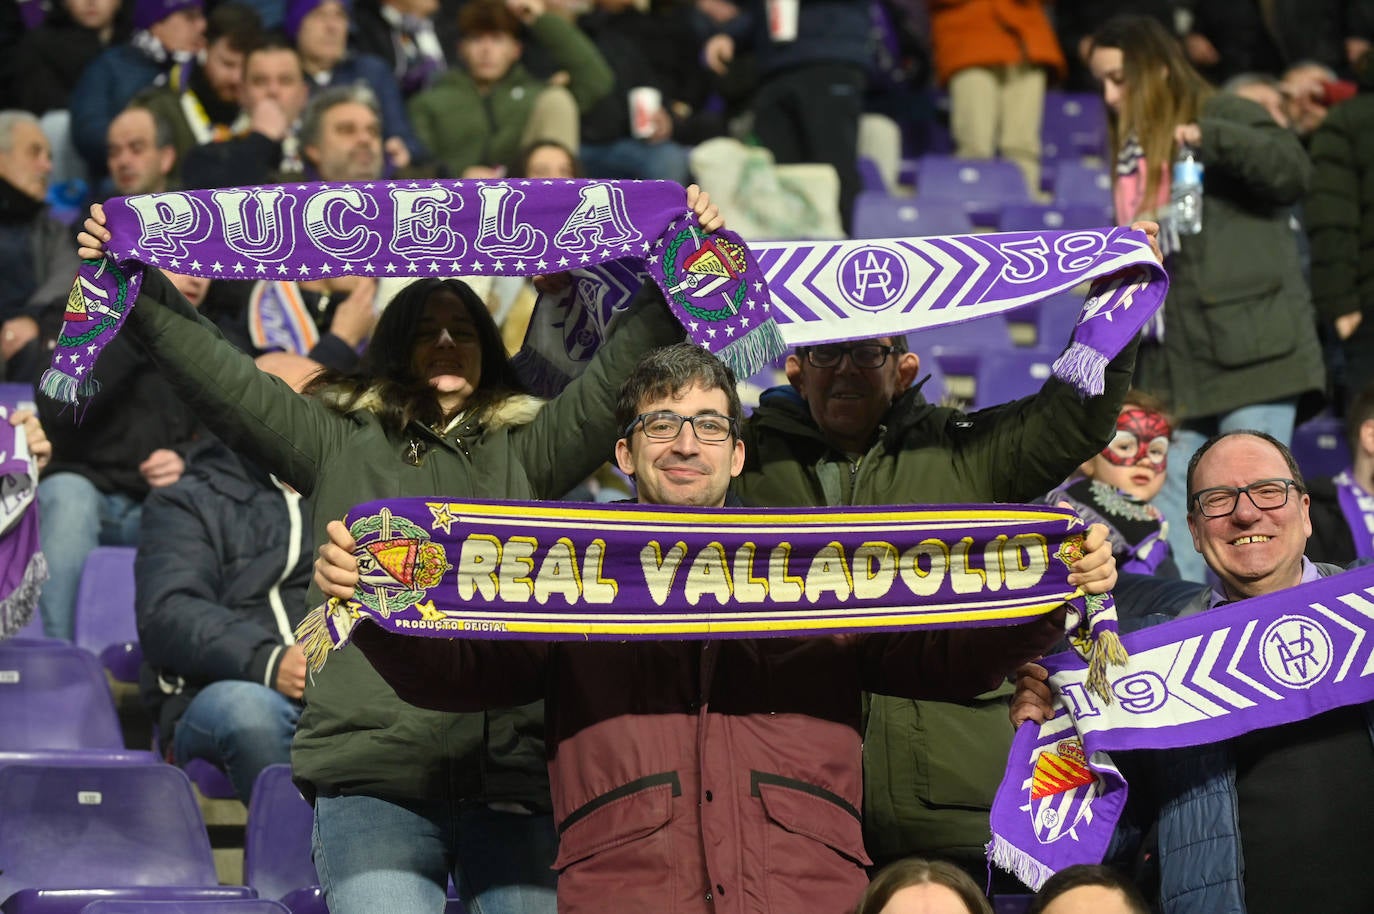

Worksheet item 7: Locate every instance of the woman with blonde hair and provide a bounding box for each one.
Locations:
[1086,15,1324,584]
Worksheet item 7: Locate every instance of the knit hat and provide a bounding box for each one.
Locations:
[283,0,352,41]
[132,0,203,30]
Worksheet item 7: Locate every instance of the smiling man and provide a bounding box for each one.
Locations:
[325,342,1100,914]
[1013,429,1374,914]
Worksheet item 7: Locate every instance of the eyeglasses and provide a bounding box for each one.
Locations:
[1191,478,1303,518]
[625,411,738,443]
[803,343,897,369]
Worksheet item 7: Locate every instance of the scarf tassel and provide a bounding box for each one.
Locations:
[986,834,1055,893]
[37,368,101,407]
[295,598,360,673]
[1084,627,1128,705]
[710,322,786,382]
[0,551,48,638]
[1051,342,1108,398]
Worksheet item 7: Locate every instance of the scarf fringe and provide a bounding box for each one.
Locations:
[1051,342,1108,398]
[986,834,1056,892]
[1,551,48,638]
[295,598,359,673]
[1084,628,1129,704]
[38,368,81,406]
[712,322,785,381]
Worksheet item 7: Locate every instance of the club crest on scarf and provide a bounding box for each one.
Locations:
[1025,735,1101,844]
[350,507,452,618]
[663,227,750,322]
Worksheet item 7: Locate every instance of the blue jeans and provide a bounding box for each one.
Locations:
[172,680,301,802]
[312,793,558,914]
[580,137,692,185]
[1157,400,1298,584]
[37,472,142,640]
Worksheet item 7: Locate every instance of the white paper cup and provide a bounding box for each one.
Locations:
[767,0,798,42]
[629,86,663,139]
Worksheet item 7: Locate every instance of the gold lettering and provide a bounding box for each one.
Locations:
[805,541,854,602]
[581,538,619,603]
[685,542,733,606]
[457,534,501,600]
[499,535,538,601]
[641,540,689,606]
[533,537,581,605]
[899,539,948,597]
[732,542,769,602]
[852,542,898,600]
[767,543,805,602]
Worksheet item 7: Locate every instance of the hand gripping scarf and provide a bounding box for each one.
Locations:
[293,500,1124,682]
[988,564,1374,890]
[0,413,47,637]
[41,180,1167,406]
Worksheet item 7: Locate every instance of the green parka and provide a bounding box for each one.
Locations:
[125,268,681,805]
[409,14,614,177]
[1134,92,1324,421]
[732,341,1136,863]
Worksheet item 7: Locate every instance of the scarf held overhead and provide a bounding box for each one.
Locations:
[44,180,1166,404]
[987,564,1374,891]
[295,499,1110,672]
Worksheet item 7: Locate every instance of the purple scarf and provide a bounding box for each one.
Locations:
[295,498,1116,673]
[43,180,782,402]
[44,180,1166,406]
[1333,468,1374,561]
[0,415,47,638]
[988,564,1374,889]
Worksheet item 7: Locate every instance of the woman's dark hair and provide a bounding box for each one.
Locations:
[853,858,992,914]
[510,140,582,179]
[1026,864,1150,914]
[304,278,528,434]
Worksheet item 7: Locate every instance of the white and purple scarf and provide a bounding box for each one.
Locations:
[295,498,1119,675]
[1333,468,1374,561]
[0,413,47,638]
[42,180,1167,406]
[988,564,1374,889]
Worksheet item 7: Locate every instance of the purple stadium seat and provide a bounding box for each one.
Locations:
[73,547,140,683]
[915,155,1031,227]
[995,202,1113,234]
[80,901,290,914]
[0,763,247,914]
[243,766,321,912]
[910,313,1013,380]
[857,156,887,193]
[1028,289,1088,353]
[1052,161,1114,211]
[973,350,1055,409]
[0,642,123,750]
[0,750,159,770]
[1290,412,1350,480]
[851,191,974,239]
[1040,90,1107,161]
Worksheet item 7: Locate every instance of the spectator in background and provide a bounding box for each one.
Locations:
[285,0,422,170]
[1308,49,1374,408]
[1306,380,1374,564]
[409,0,613,178]
[1280,60,1351,140]
[34,268,206,640]
[574,0,698,184]
[0,111,79,384]
[1025,865,1150,914]
[1223,72,1292,128]
[1053,0,1176,93]
[853,857,994,914]
[1088,15,1325,584]
[703,0,869,233]
[927,0,1065,196]
[11,0,128,117]
[69,0,206,180]
[1182,1,1346,86]
[181,35,312,188]
[137,1,263,179]
[135,428,314,804]
[350,0,452,97]
[106,106,177,195]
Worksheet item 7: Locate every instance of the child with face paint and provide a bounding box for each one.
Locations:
[1047,391,1178,579]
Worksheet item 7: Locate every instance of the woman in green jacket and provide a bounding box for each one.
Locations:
[78,189,716,914]
[1087,15,1324,583]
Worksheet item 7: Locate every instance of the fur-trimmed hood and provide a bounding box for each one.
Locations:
[319,386,549,434]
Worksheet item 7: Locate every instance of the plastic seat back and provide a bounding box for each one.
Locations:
[0,642,123,750]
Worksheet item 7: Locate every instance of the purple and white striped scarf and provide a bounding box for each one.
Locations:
[0,414,47,638]
[295,498,1110,672]
[42,180,1167,405]
[988,564,1374,889]
[1333,468,1374,561]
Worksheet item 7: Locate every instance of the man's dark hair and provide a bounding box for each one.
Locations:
[1346,380,1374,450]
[458,0,522,38]
[1185,429,1305,510]
[1026,864,1149,914]
[615,343,741,446]
[299,83,380,150]
[124,104,177,150]
[244,32,304,75]
[207,1,263,52]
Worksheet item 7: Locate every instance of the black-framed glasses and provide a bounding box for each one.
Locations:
[1191,478,1303,518]
[625,411,738,443]
[803,343,896,369]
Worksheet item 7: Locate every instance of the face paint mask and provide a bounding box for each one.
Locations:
[1102,407,1172,470]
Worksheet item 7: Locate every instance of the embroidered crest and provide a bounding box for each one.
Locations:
[663,228,749,321]
[350,507,452,618]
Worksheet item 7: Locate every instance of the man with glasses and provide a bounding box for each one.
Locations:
[731,330,1139,881]
[326,342,1109,914]
[1012,429,1374,914]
